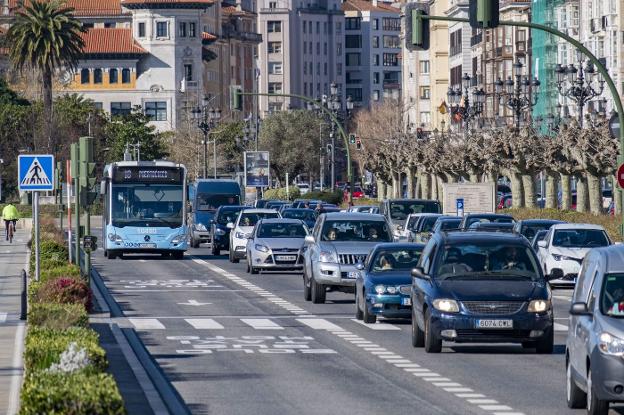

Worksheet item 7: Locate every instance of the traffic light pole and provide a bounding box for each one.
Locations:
[418,14,624,237]
[239,92,354,204]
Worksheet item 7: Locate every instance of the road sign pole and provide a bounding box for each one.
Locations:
[33,191,40,282]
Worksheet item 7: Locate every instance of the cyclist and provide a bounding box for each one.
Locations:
[2,203,19,241]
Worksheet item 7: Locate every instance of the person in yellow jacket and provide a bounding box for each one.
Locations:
[2,203,19,241]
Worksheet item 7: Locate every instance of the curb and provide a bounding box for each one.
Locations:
[90,267,191,415]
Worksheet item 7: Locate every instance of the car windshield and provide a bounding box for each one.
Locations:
[552,229,609,248]
[389,201,440,221]
[196,193,240,211]
[112,184,183,228]
[282,210,316,221]
[239,212,279,227]
[437,219,461,231]
[321,220,392,242]
[522,224,556,239]
[466,216,513,227]
[355,206,375,213]
[257,222,307,238]
[216,208,244,225]
[601,274,624,318]
[435,242,540,281]
[420,216,440,232]
[371,248,423,272]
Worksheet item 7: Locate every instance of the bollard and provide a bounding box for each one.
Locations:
[20,269,27,321]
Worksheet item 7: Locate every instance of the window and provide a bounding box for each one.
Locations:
[450,29,462,56]
[316,42,320,54]
[373,54,379,65]
[122,68,131,83]
[268,102,282,112]
[372,18,379,30]
[324,62,327,75]
[179,22,187,37]
[383,35,400,48]
[145,101,167,121]
[420,111,431,125]
[346,87,362,101]
[345,17,361,30]
[268,62,283,74]
[372,90,380,101]
[346,53,361,66]
[382,53,398,66]
[189,22,196,37]
[111,102,131,117]
[345,35,362,48]
[80,68,89,84]
[303,42,307,54]
[419,60,430,74]
[269,1,277,7]
[267,21,281,33]
[184,64,193,81]
[336,43,342,55]
[303,20,306,33]
[94,102,103,110]
[373,72,379,84]
[316,62,320,75]
[268,82,282,93]
[83,22,94,29]
[316,22,320,34]
[335,22,342,33]
[372,36,379,48]
[109,68,118,83]
[324,42,327,55]
[268,41,282,53]
[336,63,342,75]
[450,65,462,87]
[138,22,146,37]
[303,61,307,75]
[419,86,430,99]
[304,83,307,95]
[104,22,116,28]
[156,21,168,37]
[382,17,400,31]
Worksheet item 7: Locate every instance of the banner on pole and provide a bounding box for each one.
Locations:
[244,151,270,187]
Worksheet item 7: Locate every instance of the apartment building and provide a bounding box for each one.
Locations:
[256,0,345,114]
[341,0,401,108]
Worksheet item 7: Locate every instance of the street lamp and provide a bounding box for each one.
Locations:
[494,59,540,129]
[446,73,485,129]
[192,98,221,178]
[554,59,604,128]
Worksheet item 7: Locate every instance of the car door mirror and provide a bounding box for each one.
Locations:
[411,266,430,281]
[355,262,365,271]
[537,240,547,248]
[570,302,593,316]
[226,223,235,229]
[304,235,315,244]
[548,268,564,281]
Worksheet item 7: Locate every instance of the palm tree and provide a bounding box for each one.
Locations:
[8,0,84,151]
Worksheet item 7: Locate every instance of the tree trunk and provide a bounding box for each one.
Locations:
[430,174,438,201]
[614,176,622,215]
[561,174,571,210]
[377,180,386,201]
[469,170,479,183]
[406,167,415,198]
[487,171,497,184]
[421,174,431,199]
[576,175,588,213]
[587,173,602,215]
[43,69,53,152]
[510,171,524,208]
[392,172,400,198]
[522,174,536,209]
[545,171,557,209]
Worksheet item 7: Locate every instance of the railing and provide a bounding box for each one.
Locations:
[470,32,483,47]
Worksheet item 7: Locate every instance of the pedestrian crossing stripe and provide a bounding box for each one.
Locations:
[18,154,55,191]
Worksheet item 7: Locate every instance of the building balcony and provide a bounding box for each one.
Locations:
[260,7,289,12]
[383,80,400,89]
[222,27,263,43]
[470,32,483,47]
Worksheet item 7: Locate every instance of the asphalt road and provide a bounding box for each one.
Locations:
[93,246,624,415]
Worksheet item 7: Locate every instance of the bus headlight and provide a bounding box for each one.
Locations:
[171,234,185,244]
[108,233,123,243]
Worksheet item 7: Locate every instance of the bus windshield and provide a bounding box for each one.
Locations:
[111,184,184,228]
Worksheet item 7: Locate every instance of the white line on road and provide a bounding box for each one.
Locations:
[129,318,166,330]
[185,319,224,329]
[241,318,284,330]
[297,318,343,331]
[553,295,572,302]
[554,323,569,332]
[350,319,401,330]
[480,405,513,411]
[0,312,7,324]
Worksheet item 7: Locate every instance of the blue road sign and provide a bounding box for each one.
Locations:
[18,155,55,191]
[456,198,464,217]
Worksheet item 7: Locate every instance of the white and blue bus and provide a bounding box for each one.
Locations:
[101,161,188,259]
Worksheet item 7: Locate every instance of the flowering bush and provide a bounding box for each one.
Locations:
[32,277,92,312]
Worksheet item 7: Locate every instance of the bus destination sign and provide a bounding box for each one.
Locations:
[112,166,183,183]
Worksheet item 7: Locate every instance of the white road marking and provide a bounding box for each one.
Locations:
[185,319,224,329]
[129,318,165,330]
[480,405,513,411]
[434,382,463,387]
[456,393,486,398]
[297,318,343,331]
[0,312,7,324]
[351,319,401,330]
[553,295,572,302]
[241,318,284,330]
[554,323,569,332]
[177,299,211,306]
[445,387,474,393]
[468,399,499,404]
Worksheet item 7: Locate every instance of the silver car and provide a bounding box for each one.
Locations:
[302,212,393,303]
[245,219,308,274]
[567,245,624,414]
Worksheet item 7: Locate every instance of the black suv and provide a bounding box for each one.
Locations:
[411,231,554,353]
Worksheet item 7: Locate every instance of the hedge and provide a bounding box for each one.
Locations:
[32,277,92,312]
[40,264,80,283]
[263,187,301,201]
[28,303,88,330]
[29,240,68,274]
[20,371,125,415]
[24,327,107,374]
[300,189,344,205]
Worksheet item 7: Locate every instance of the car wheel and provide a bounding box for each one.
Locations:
[535,327,554,354]
[231,252,239,264]
[424,309,442,353]
[303,268,312,301]
[411,306,425,348]
[107,251,117,260]
[246,260,251,273]
[362,290,376,323]
[191,238,199,248]
[587,368,609,415]
[250,261,259,274]
[212,245,220,256]
[566,360,586,409]
[172,251,184,260]
[355,290,363,320]
[229,249,233,263]
[311,276,326,304]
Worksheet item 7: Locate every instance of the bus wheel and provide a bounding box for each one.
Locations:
[172,251,184,260]
[107,251,117,260]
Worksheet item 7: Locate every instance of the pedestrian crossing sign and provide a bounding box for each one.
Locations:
[18,154,55,191]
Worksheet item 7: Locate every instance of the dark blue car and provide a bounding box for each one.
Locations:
[281,208,317,229]
[411,232,554,354]
[355,243,425,323]
[210,205,245,255]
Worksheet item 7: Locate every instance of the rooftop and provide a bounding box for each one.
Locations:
[121,0,214,7]
[341,0,400,14]
[80,28,146,56]
[8,0,125,16]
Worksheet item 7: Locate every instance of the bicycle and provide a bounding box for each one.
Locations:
[6,220,16,244]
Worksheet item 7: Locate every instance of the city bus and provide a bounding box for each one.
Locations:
[101,161,188,259]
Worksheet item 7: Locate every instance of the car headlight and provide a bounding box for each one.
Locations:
[255,244,270,253]
[235,231,247,239]
[214,228,226,236]
[552,254,573,261]
[432,299,460,313]
[528,299,551,313]
[108,233,123,242]
[319,250,338,263]
[374,284,386,294]
[386,286,398,294]
[171,234,185,244]
[195,223,207,231]
[599,332,624,356]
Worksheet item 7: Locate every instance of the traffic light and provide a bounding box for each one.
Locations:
[349,133,356,145]
[55,161,63,192]
[355,138,362,150]
[404,3,429,51]
[78,136,98,207]
[230,85,243,111]
[469,0,499,29]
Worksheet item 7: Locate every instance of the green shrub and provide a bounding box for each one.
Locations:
[301,189,344,205]
[30,239,69,274]
[40,264,80,283]
[32,277,92,311]
[24,327,107,374]
[353,197,379,206]
[20,371,125,415]
[28,303,88,330]
[263,186,301,201]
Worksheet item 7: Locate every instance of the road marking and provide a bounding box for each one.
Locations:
[177,299,212,306]
[129,318,165,330]
[456,393,486,398]
[433,382,463,387]
[297,318,343,331]
[0,312,7,323]
[554,323,569,332]
[185,319,224,329]
[468,399,499,404]
[351,319,401,330]
[445,387,474,393]
[553,295,572,302]
[241,318,284,330]
[480,405,513,411]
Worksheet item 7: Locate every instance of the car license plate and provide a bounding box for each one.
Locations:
[276,255,297,261]
[139,243,157,249]
[347,272,358,279]
[401,297,411,306]
[475,319,513,329]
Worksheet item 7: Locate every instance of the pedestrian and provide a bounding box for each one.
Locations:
[2,202,19,241]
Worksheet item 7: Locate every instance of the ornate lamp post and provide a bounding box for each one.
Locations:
[446,73,485,129]
[555,60,605,127]
[494,59,540,129]
[192,99,221,178]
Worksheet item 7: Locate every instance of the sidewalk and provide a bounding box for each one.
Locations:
[0,229,28,415]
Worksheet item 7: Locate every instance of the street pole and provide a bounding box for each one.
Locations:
[319,123,324,191]
[33,191,40,281]
[203,131,208,178]
[213,134,217,179]
[331,127,336,192]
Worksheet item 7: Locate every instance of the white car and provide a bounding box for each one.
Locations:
[398,213,430,241]
[245,218,308,274]
[296,183,310,195]
[227,209,281,263]
[536,223,611,286]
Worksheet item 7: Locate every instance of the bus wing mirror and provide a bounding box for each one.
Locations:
[100,180,106,195]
